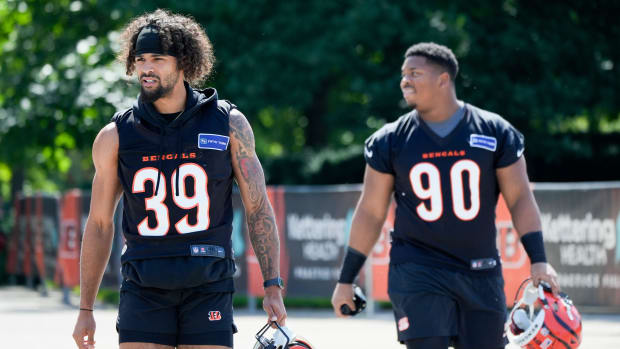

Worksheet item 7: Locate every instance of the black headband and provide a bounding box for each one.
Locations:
[135,25,177,57]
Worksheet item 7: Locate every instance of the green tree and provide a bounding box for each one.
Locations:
[1,0,618,204]
[454,0,620,180]
[0,0,134,202]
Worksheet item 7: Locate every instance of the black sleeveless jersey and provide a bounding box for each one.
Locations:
[113,82,236,290]
[365,103,524,275]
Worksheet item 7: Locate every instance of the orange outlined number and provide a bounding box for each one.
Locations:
[172,163,211,234]
[409,159,481,222]
[132,163,210,236]
[409,162,443,221]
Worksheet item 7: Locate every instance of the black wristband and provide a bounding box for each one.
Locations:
[79,308,93,312]
[521,231,547,264]
[338,247,367,284]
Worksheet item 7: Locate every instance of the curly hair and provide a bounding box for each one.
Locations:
[405,42,459,81]
[117,9,215,85]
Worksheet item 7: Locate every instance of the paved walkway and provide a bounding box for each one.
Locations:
[0,286,618,348]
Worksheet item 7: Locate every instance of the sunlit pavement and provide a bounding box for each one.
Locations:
[0,286,618,348]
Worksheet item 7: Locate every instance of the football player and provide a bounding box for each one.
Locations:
[72,9,286,349]
[332,42,559,349]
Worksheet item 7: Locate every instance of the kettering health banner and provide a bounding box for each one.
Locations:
[263,182,620,309]
[534,182,620,308]
[282,185,361,298]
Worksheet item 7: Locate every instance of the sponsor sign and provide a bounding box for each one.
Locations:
[283,186,360,297]
[533,184,620,307]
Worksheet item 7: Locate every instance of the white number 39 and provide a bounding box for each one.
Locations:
[132,163,210,236]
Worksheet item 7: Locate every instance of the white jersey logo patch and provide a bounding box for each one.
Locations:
[469,134,497,151]
[198,133,229,151]
[398,316,410,331]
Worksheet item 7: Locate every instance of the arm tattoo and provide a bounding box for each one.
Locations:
[230,112,280,279]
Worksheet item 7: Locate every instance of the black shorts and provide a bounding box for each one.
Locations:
[388,263,507,349]
[117,279,237,347]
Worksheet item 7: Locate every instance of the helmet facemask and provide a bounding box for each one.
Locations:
[253,321,314,349]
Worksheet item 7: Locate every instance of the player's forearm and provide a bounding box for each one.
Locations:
[78,219,114,309]
[507,192,542,238]
[348,205,385,256]
[246,195,280,280]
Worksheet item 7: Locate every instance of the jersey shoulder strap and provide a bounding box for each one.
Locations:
[216,99,237,118]
[110,107,132,124]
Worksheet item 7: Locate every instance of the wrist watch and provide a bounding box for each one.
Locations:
[263,276,284,289]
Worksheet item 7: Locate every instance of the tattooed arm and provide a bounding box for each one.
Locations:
[229,108,287,325]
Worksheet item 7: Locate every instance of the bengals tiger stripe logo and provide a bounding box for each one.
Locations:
[208,311,222,321]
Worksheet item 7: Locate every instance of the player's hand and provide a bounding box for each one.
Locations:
[531,262,560,296]
[263,286,287,327]
[72,310,96,348]
[331,282,355,318]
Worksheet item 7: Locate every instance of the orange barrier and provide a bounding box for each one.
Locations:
[55,190,82,288]
[6,194,59,286]
[370,202,395,302]
[23,198,32,279]
[496,195,531,305]
[33,196,46,281]
[5,196,20,276]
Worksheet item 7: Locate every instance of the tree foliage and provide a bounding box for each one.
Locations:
[0,0,135,200]
[0,0,618,202]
